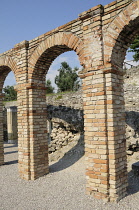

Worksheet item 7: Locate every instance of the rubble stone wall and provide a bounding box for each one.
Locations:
[124,67,139,151]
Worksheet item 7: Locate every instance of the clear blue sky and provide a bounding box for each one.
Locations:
[0,0,133,88]
[0,0,112,53]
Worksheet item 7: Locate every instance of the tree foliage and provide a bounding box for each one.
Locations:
[46,79,54,94]
[55,62,80,92]
[3,85,17,101]
[128,36,139,61]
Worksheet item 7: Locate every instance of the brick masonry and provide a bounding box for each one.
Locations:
[1,0,139,202]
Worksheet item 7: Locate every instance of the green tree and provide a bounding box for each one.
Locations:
[3,85,17,101]
[46,79,54,94]
[128,36,139,61]
[55,62,80,92]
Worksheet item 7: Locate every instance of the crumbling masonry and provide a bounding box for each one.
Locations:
[1,0,139,202]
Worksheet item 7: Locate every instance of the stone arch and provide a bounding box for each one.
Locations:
[24,32,84,180]
[28,32,84,84]
[103,0,139,70]
[0,55,17,73]
[0,55,19,89]
[95,0,139,201]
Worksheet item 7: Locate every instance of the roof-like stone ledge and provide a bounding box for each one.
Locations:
[14,40,29,50]
[78,4,104,20]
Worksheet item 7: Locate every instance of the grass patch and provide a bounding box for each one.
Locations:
[46,90,76,96]
[55,95,62,100]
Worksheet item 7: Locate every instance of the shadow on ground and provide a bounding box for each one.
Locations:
[127,169,139,195]
[3,138,85,172]
[49,136,85,173]
[3,140,139,198]
[4,144,18,149]
[4,151,18,155]
[4,160,18,165]
[4,143,18,165]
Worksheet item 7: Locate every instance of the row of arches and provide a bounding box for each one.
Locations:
[1,0,139,201]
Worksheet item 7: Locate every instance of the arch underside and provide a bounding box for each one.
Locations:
[111,17,139,70]
[0,66,11,90]
[33,45,72,82]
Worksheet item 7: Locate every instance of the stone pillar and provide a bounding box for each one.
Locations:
[17,83,49,180]
[17,85,31,180]
[82,71,110,202]
[27,84,49,180]
[82,69,127,202]
[7,106,17,144]
[104,70,127,202]
[0,94,4,165]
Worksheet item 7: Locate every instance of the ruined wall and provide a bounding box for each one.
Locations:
[4,66,139,153]
[4,89,84,155]
[124,67,139,152]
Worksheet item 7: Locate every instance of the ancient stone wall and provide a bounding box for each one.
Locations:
[124,67,139,152]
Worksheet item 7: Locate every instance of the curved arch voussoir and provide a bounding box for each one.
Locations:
[104,0,139,64]
[108,1,139,41]
[0,55,18,82]
[0,56,16,73]
[29,32,83,69]
[53,32,64,46]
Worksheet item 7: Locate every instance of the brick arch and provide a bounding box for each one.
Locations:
[104,0,139,69]
[0,55,19,87]
[28,32,84,84]
[99,0,139,202]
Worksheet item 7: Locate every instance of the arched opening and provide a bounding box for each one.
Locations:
[0,64,17,166]
[46,51,82,93]
[44,51,84,170]
[27,33,84,180]
[3,71,17,142]
[104,5,139,200]
[2,71,18,167]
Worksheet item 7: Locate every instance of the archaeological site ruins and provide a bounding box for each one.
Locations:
[1,0,139,202]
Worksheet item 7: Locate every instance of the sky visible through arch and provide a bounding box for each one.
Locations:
[1,0,137,88]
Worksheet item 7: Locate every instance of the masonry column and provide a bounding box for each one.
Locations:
[81,67,127,202]
[27,84,49,180]
[16,84,31,180]
[104,69,127,202]
[81,70,110,202]
[0,93,4,165]
[7,106,17,144]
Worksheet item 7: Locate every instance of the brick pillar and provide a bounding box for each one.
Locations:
[104,70,127,202]
[27,84,49,180]
[17,83,49,180]
[17,84,31,180]
[82,69,127,202]
[7,106,17,144]
[82,71,110,202]
[0,94,4,165]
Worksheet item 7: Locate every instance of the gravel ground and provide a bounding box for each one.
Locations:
[1,143,139,210]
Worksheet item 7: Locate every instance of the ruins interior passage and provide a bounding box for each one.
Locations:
[1,0,139,202]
